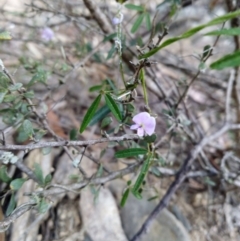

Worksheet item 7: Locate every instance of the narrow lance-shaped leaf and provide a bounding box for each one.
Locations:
[140,9,240,59]
[103,33,117,42]
[89,105,111,126]
[115,148,147,158]
[132,154,152,196]
[131,13,145,33]
[125,4,144,11]
[105,93,122,121]
[205,27,240,36]
[145,12,151,31]
[120,188,130,207]
[80,94,102,133]
[210,50,240,70]
[89,85,102,92]
[69,128,78,140]
[6,194,16,216]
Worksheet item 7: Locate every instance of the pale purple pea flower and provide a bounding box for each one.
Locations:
[112,13,123,25]
[130,112,156,137]
[40,27,54,42]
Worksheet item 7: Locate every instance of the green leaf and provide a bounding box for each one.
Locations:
[204,27,240,36]
[23,119,33,137]
[204,177,216,186]
[44,174,52,186]
[140,9,240,59]
[209,10,240,25]
[101,116,112,128]
[80,94,102,133]
[115,148,147,158]
[202,45,212,59]
[37,198,50,213]
[34,129,47,141]
[105,94,122,121]
[133,190,142,199]
[3,94,17,103]
[27,69,48,87]
[69,128,78,140]
[0,90,7,103]
[151,166,161,177]
[125,4,144,11]
[116,0,128,4]
[41,147,52,155]
[132,154,152,195]
[96,164,103,178]
[6,194,16,216]
[105,78,117,92]
[0,166,11,183]
[0,73,9,88]
[16,129,30,143]
[148,195,159,201]
[0,31,11,40]
[89,85,102,92]
[210,50,240,69]
[145,12,151,31]
[103,33,117,42]
[23,91,34,99]
[8,83,23,91]
[143,134,157,143]
[10,178,26,190]
[33,163,44,186]
[106,45,116,60]
[120,188,130,207]
[89,105,111,126]
[198,62,207,71]
[131,13,145,33]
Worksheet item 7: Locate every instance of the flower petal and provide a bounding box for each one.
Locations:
[137,127,144,137]
[41,27,54,41]
[130,124,139,130]
[144,116,156,135]
[132,112,150,125]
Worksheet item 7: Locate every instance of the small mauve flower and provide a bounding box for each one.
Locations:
[112,13,123,25]
[130,112,156,137]
[40,27,54,42]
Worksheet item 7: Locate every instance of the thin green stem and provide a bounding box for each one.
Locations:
[140,68,149,108]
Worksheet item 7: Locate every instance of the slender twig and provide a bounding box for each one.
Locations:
[14,160,41,184]
[83,0,113,34]
[225,69,235,123]
[0,201,36,231]
[0,134,139,151]
[30,161,141,197]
